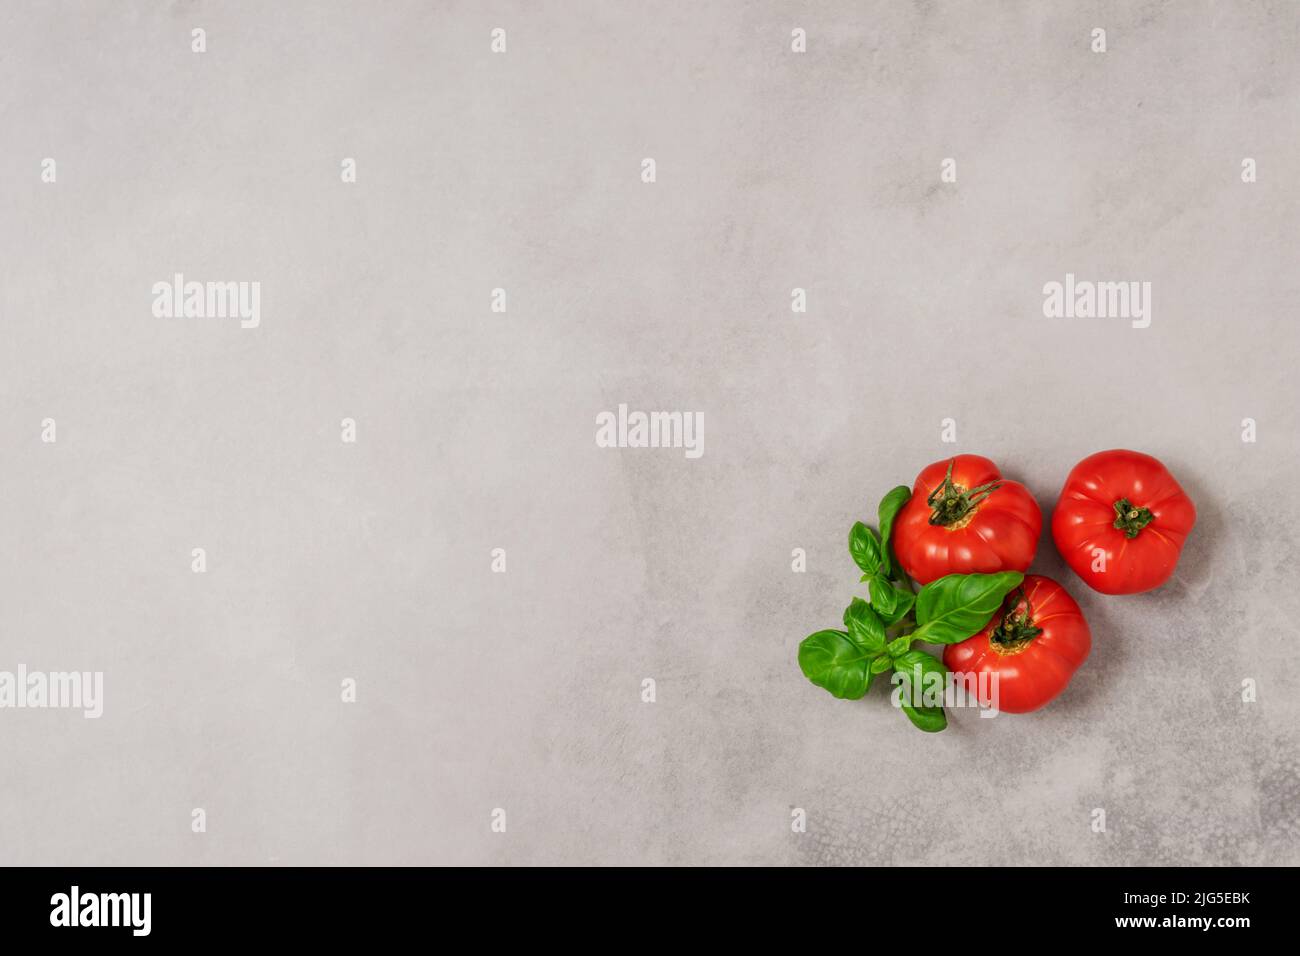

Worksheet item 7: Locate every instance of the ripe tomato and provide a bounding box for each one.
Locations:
[1051,449,1196,595]
[943,575,1091,714]
[892,455,1042,585]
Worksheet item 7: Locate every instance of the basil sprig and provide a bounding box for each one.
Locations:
[798,486,1024,732]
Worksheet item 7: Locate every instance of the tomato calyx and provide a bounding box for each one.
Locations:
[1112,497,1155,539]
[989,589,1043,654]
[926,459,1004,528]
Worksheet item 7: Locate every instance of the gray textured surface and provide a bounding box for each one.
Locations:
[2,1,1298,866]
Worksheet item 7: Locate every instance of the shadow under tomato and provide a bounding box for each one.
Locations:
[1154,457,1216,604]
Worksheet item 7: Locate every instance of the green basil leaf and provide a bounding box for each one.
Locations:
[867,574,897,617]
[912,571,1024,645]
[886,635,911,658]
[876,485,911,577]
[869,575,915,626]
[892,649,948,732]
[842,597,886,654]
[894,649,948,685]
[900,698,948,732]
[870,654,894,675]
[848,521,882,574]
[798,630,873,700]
[887,589,916,626]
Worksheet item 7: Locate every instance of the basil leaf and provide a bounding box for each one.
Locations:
[886,635,910,658]
[876,485,911,577]
[869,575,915,626]
[848,521,882,574]
[912,571,1024,645]
[894,649,948,686]
[867,574,897,617]
[900,698,948,732]
[842,597,886,654]
[798,630,873,700]
[892,649,948,732]
[887,589,916,626]
[870,654,894,675]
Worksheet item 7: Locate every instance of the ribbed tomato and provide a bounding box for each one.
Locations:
[1051,449,1196,595]
[892,455,1042,585]
[943,575,1091,714]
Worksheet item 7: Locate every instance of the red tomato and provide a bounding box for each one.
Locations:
[943,575,1091,714]
[892,455,1042,585]
[1051,449,1196,595]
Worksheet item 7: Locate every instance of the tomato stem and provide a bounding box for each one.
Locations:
[1112,497,1155,539]
[926,459,1003,527]
[989,588,1043,650]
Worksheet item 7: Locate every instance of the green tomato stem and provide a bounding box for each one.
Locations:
[1112,497,1155,538]
[925,458,1003,527]
[989,587,1044,650]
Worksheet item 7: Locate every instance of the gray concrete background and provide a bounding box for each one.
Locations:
[1,1,1298,866]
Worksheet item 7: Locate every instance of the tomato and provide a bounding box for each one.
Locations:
[892,455,1042,585]
[942,575,1091,714]
[1051,449,1196,595]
